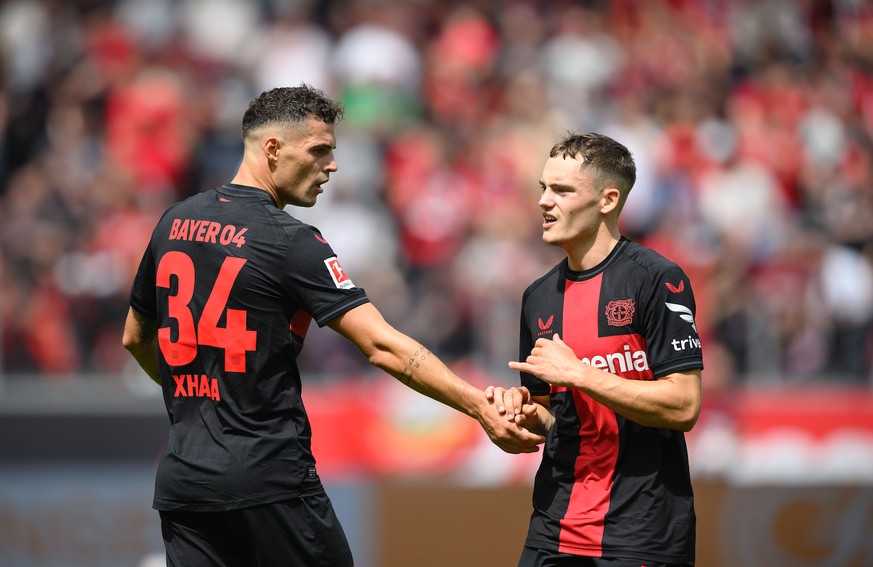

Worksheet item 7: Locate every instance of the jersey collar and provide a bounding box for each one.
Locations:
[219,184,279,207]
[563,237,630,281]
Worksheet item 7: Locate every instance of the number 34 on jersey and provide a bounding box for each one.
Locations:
[157,251,257,375]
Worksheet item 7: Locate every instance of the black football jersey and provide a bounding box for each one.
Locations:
[129,184,369,512]
[519,238,702,563]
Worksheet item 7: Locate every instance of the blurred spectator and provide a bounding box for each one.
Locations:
[1,0,872,387]
[178,0,260,66]
[246,2,335,95]
[819,244,873,379]
[332,0,424,134]
[539,4,624,126]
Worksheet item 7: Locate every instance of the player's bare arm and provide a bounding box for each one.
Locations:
[121,307,162,385]
[328,303,545,453]
[509,334,701,431]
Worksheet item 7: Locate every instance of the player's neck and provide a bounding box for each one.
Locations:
[565,229,620,272]
[231,165,282,207]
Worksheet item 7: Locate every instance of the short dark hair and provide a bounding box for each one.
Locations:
[241,84,344,139]
[549,132,636,199]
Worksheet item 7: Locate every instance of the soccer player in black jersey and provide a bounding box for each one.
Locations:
[122,84,544,567]
[487,132,703,567]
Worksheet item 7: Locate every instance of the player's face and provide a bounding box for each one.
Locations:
[275,118,337,207]
[538,155,605,250]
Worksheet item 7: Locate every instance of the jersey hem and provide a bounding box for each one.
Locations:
[153,484,326,512]
[313,295,370,327]
[524,537,693,564]
[652,358,703,378]
[129,299,157,320]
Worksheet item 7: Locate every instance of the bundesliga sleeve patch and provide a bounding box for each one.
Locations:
[324,257,355,289]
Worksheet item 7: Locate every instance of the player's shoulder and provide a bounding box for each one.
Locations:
[160,187,243,220]
[153,191,212,229]
[276,212,331,245]
[616,239,695,302]
[165,189,212,212]
[618,239,685,278]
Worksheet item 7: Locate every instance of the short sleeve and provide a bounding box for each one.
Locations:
[640,264,704,378]
[280,227,369,327]
[129,243,158,318]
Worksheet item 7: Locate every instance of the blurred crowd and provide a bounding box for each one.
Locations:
[1,0,872,387]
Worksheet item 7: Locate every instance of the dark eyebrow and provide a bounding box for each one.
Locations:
[309,141,335,152]
[543,182,574,192]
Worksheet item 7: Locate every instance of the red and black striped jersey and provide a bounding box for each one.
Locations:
[129,184,369,512]
[519,237,702,564]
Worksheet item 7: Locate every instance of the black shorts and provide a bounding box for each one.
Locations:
[159,493,354,567]
[519,546,692,567]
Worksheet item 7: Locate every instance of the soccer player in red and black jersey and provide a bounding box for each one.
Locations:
[122,84,544,567]
[488,132,703,567]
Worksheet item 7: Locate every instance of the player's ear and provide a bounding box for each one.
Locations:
[263,137,280,162]
[600,186,621,214]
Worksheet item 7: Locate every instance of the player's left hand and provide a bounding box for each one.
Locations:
[508,334,581,388]
[474,391,545,454]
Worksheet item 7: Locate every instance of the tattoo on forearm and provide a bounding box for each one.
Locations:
[399,345,431,386]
